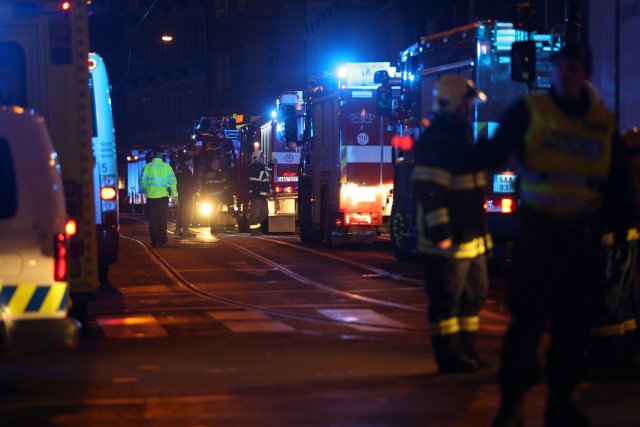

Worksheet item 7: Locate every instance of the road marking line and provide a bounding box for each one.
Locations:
[221,320,296,333]
[0,394,234,410]
[318,309,410,333]
[208,310,272,321]
[96,314,168,339]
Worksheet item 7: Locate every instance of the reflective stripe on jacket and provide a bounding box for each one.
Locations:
[140,158,178,199]
[521,94,615,215]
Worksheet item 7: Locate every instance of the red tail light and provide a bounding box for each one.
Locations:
[501,198,515,214]
[54,233,68,282]
[65,219,77,236]
[391,135,414,150]
[485,197,518,214]
[345,213,373,225]
[59,1,71,11]
[100,187,117,200]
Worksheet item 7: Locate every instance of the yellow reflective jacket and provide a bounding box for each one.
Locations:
[520,94,616,215]
[140,158,178,199]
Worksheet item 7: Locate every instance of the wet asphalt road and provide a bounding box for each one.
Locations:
[0,216,638,427]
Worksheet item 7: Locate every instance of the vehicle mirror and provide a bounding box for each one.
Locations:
[511,41,536,84]
[376,85,392,117]
[374,70,389,85]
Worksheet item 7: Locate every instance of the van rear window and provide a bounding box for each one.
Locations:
[0,138,18,218]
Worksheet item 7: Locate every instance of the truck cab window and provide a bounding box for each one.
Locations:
[0,42,27,107]
[0,138,18,219]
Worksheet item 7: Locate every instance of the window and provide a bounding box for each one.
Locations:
[89,76,98,137]
[0,42,27,107]
[0,139,18,219]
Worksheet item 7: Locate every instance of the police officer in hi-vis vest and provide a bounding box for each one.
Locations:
[476,44,635,427]
[140,147,179,248]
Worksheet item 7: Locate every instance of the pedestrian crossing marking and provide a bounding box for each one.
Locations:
[207,310,272,321]
[317,309,409,332]
[96,314,168,339]
[207,310,295,333]
[220,320,295,333]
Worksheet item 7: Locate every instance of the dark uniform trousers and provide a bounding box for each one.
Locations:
[248,195,268,231]
[177,193,194,232]
[425,253,488,363]
[592,237,638,365]
[146,197,169,245]
[499,207,601,404]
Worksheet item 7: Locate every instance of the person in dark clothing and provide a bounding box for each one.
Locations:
[412,75,491,373]
[591,127,640,367]
[473,44,635,427]
[203,158,229,234]
[248,150,270,235]
[174,159,197,238]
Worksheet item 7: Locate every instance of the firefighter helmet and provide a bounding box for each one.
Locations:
[432,75,487,114]
[252,150,264,164]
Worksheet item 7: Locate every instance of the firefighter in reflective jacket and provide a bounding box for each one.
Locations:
[140,147,178,247]
[591,127,640,366]
[477,44,635,427]
[412,75,491,374]
[248,150,270,235]
[203,158,228,234]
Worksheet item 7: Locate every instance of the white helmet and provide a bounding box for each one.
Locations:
[251,150,264,164]
[433,75,487,114]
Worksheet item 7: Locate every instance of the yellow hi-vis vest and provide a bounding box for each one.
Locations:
[521,94,616,215]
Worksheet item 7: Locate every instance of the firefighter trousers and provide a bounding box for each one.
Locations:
[498,208,600,406]
[248,195,268,233]
[424,254,488,366]
[592,239,638,365]
[146,197,168,245]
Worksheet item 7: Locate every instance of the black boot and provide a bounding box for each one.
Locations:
[544,393,590,427]
[432,334,478,373]
[492,398,524,427]
[461,331,492,369]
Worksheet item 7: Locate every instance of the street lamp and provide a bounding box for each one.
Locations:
[161,35,173,42]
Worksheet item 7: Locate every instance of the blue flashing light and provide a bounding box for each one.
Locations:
[408,74,415,82]
[270,110,277,119]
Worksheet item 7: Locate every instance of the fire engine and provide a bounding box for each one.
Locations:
[381,21,560,261]
[298,62,397,246]
[257,91,306,233]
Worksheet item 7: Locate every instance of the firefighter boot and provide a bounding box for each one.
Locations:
[492,398,524,427]
[431,334,478,373]
[461,331,492,369]
[544,393,590,427]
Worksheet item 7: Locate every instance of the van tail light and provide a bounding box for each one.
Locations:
[485,197,518,214]
[501,198,515,214]
[54,233,68,282]
[100,187,117,200]
[65,219,77,236]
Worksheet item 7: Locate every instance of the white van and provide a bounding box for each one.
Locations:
[0,106,78,353]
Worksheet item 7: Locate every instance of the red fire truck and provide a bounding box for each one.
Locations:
[258,91,305,233]
[382,21,560,261]
[298,62,396,245]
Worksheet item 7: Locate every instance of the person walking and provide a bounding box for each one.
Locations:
[248,150,270,236]
[174,158,196,238]
[140,147,178,248]
[203,158,228,234]
[411,75,491,373]
[482,44,634,427]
